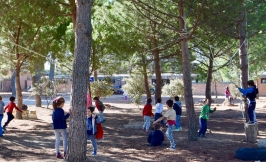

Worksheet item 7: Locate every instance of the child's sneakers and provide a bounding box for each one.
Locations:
[91,151,97,156]
[56,153,64,159]
[168,147,176,151]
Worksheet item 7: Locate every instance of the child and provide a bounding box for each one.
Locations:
[173,96,182,131]
[93,97,106,122]
[86,106,102,156]
[52,96,70,159]
[154,98,164,125]
[3,96,22,131]
[153,99,176,151]
[147,123,164,146]
[198,98,216,138]
[0,95,5,137]
[225,87,233,104]
[142,98,154,133]
[235,80,258,124]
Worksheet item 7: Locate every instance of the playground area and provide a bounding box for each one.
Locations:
[0,93,265,162]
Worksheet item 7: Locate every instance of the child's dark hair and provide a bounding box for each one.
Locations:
[147,98,152,104]
[0,95,2,100]
[9,96,15,102]
[156,98,161,104]
[174,96,179,101]
[87,106,95,113]
[247,80,255,87]
[166,99,173,107]
[52,96,65,110]
[154,123,161,130]
[93,97,99,101]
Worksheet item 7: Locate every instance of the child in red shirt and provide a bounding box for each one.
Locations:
[142,98,154,133]
[3,96,22,131]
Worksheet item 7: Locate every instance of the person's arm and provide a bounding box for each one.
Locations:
[14,103,23,112]
[60,109,70,120]
[149,105,154,116]
[153,116,165,124]
[235,85,253,96]
[209,107,216,113]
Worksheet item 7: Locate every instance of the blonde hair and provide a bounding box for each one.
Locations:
[52,96,65,110]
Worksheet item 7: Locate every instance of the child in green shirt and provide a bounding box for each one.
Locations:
[198,98,216,138]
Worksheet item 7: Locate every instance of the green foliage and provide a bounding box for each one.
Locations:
[90,80,114,98]
[228,84,240,99]
[162,79,184,99]
[122,72,145,106]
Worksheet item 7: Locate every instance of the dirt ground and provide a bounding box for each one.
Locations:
[0,94,265,162]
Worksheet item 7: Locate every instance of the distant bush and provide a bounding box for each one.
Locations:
[122,72,145,107]
[162,79,184,100]
[90,80,114,98]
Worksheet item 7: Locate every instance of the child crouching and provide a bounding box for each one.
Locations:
[147,123,164,146]
[86,106,102,156]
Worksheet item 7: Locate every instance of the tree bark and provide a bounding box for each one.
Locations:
[15,63,23,119]
[239,10,249,122]
[205,51,214,105]
[31,75,42,107]
[142,54,151,98]
[178,0,197,141]
[66,0,92,161]
[151,22,162,101]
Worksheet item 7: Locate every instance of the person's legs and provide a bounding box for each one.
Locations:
[87,135,97,155]
[54,130,61,157]
[3,112,14,129]
[248,102,255,122]
[176,115,181,129]
[202,119,208,137]
[145,116,151,132]
[0,115,3,136]
[166,125,176,149]
[198,118,203,137]
[61,129,68,156]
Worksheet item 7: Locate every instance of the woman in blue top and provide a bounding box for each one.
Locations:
[52,96,70,159]
[235,80,258,124]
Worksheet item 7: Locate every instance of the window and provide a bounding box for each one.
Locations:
[261,78,266,84]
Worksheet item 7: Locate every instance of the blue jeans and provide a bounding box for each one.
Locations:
[198,118,207,136]
[3,112,14,128]
[54,129,67,155]
[154,113,164,124]
[176,115,181,129]
[87,134,97,153]
[248,102,256,122]
[0,115,3,135]
[166,124,176,148]
[143,116,151,132]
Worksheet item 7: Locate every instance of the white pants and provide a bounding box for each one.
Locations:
[54,129,67,155]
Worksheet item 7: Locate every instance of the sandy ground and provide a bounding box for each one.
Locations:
[0,93,265,162]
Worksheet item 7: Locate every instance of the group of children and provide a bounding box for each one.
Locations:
[52,95,106,159]
[142,96,182,150]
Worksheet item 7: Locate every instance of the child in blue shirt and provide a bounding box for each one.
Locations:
[86,106,102,156]
[148,123,164,146]
[235,80,258,124]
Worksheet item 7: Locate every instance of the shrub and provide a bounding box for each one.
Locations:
[162,79,184,99]
[90,80,114,98]
[122,72,145,107]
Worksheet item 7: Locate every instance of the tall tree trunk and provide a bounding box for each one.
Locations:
[11,71,16,96]
[151,23,162,101]
[214,81,218,98]
[15,63,23,119]
[178,0,197,141]
[66,0,92,161]
[93,70,98,81]
[31,75,42,107]
[239,10,249,122]
[205,52,214,105]
[142,55,151,98]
